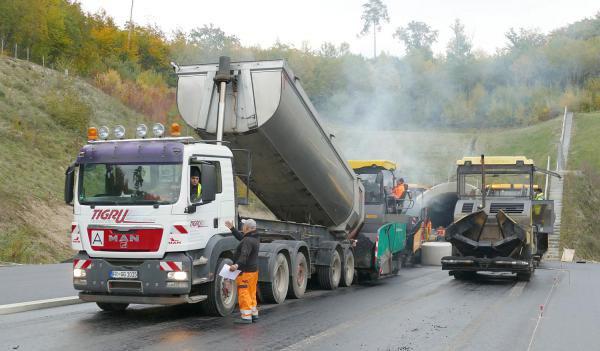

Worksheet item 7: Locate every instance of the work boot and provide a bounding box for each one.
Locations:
[252,315,259,322]
[234,318,252,325]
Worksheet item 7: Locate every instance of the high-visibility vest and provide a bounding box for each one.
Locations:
[192,184,202,199]
[393,184,405,199]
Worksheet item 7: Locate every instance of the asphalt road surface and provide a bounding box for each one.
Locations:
[0,263,77,304]
[1,261,598,351]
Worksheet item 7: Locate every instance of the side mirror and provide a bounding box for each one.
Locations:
[200,163,217,203]
[64,165,75,205]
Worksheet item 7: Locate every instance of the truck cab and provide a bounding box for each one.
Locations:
[66,131,244,314]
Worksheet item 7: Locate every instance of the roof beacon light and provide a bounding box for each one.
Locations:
[170,123,181,137]
[87,127,98,141]
[114,125,126,139]
[136,124,148,138]
[98,126,110,140]
[152,123,165,138]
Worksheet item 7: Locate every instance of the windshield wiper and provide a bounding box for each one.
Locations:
[84,200,118,205]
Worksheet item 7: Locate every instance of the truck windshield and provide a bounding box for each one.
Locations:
[460,172,532,198]
[79,163,182,205]
[358,174,383,204]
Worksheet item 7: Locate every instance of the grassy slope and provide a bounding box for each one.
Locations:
[0,57,146,263]
[333,118,561,185]
[561,112,600,260]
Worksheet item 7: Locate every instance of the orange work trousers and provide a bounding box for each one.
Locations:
[236,271,258,320]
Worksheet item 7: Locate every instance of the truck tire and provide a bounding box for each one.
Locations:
[317,249,342,290]
[260,253,289,304]
[287,252,308,299]
[517,272,531,281]
[198,258,237,316]
[96,302,128,312]
[452,271,476,280]
[340,250,355,287]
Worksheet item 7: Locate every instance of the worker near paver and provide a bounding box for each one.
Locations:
[392,178,406,199]
[225,219,260,324]
[534,188,544,200]
[436,226,446,241]
[190,167,201,201]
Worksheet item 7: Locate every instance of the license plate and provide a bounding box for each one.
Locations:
[110,271,138,279]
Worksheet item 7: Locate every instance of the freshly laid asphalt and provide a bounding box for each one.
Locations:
[1,261,598,351]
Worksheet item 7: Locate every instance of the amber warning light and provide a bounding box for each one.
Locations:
[170,123,181,136]
[87,127,98,141]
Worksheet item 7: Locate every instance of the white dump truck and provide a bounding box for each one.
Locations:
[65,57,373,315]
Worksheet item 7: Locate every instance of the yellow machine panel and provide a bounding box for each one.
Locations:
[348,160,397,171]
[457,156,534,166]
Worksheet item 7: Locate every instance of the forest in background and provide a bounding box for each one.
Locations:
[1,1,599,129]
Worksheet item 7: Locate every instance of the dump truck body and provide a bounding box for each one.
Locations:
[176,60,363,232]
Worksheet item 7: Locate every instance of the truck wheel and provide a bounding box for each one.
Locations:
[260,253,289,304]
[317,249,342,290]
[452,271,476,280]
[199,258,237,316]
[517,272,532,282]
[340,250,355,287]
[96,302,128,312]
[287,252,308,299]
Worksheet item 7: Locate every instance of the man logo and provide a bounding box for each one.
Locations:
[91,230,104,246]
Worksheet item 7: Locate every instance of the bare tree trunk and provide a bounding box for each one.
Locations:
[373,23,377,59]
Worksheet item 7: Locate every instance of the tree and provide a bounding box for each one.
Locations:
[446,19,472,61]
[505,27,546,51]
[393,21,438,58]
[189,24,240,52]
[359,0,389,59]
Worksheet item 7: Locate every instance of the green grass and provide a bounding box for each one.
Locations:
[561,112,600,261]
[0,56,147,263]
[566,112,600,170]
[333,118,561,185]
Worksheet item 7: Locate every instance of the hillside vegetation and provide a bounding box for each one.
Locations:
[561,112,600,260]
[1,1,599,130]
[0,57,146,263]
[333,117,562,184]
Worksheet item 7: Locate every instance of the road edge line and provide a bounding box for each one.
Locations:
[0,296,86,315]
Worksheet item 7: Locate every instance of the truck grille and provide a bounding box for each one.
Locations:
[462,203,474,213]
[87,228,163,252]
[490,203,524,214]
[108,280,142,292]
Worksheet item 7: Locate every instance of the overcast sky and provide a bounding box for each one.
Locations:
[79,0,599,57]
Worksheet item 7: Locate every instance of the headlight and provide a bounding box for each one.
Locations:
[73,268,87,278]
[98,126,110,140]
[114,125,126,139]
[167,271,188,281]
[152,123,165,137]
[136,124,148,138]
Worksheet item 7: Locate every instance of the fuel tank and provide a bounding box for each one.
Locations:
[175,60,364,232]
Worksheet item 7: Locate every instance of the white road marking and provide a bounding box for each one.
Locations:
[509,281,527,297]
[526,271,561,351]
[0,296,86,315]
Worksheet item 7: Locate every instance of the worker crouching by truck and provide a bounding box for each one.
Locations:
[225,219,260,324]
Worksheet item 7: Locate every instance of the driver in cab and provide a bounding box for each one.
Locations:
[190,167,201,202]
